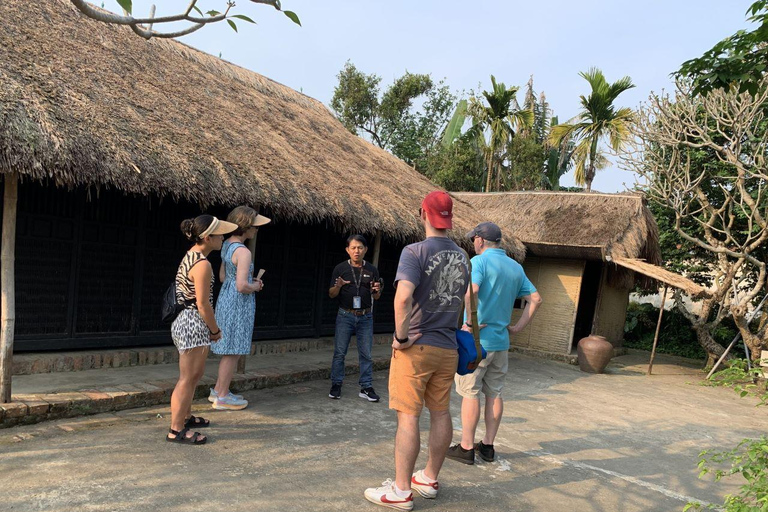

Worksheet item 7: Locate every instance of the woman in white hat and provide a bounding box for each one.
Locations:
[167,214,237,445]
[209,206,271,411]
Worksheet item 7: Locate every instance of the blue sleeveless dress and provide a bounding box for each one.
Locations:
[212,241,256,355]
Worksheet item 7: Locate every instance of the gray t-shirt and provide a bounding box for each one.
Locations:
[394,237,470,349]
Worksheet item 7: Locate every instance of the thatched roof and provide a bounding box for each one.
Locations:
[611,258,709,298]
[453,191,661,264]
[0,0,525,260]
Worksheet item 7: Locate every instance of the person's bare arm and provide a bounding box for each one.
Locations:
[233,247,261,294]
[189,261,221,341]
[329,275,350,298]
[508,291,543,334]
[392,280,421,349]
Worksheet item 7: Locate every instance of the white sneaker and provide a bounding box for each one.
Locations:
[363,479,413,510]
[212,392,248,410]
[410,470,438,499]
[208,388,243,403]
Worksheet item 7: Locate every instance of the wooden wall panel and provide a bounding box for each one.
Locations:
[512,258,584,354]
[593,276,630,347]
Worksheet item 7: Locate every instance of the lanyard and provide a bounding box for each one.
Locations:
[348,260,364,295]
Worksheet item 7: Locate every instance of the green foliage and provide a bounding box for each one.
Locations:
[115,0,132,14]
[422,134,486,192]
[441,100,468,147]
[467,75,533,192]
[686,361,768,511]
[283,10,301,26]
[330,62,455,168]
[503,136,546,191]
[678,1,768,96]
[549,68,634,191]
[623,302,708,360]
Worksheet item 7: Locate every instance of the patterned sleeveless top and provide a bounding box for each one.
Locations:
[175,251,214,307]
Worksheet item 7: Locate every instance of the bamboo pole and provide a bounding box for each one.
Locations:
[647,285,668,376]
[371,230,382,267]
[1,172,18,403]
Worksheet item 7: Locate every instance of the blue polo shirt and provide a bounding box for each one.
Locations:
[465,248,536,352]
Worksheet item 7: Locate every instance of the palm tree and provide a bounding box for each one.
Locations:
[549,68,635,191]
[468,76,533,192]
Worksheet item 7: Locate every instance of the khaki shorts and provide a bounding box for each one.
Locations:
[389,344,458,416]
[455,350,509,399]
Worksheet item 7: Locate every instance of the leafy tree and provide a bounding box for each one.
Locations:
[422,135,486,192]
[501,136,546,190]
[550,68,635,191]
[623,78,768,362]
[330,61,455,168]
[70,0,300,39]
[677,1,768,96]
[467,76,533,192]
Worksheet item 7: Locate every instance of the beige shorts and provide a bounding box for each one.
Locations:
[454,350,509,399]
[389,344,458,416]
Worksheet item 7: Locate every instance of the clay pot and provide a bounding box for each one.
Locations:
[576,335,613,374]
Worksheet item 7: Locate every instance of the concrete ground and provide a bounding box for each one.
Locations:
[1,351,764,512]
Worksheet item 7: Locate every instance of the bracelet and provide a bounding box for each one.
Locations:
[210,329,221,336]
[393,333,409,343]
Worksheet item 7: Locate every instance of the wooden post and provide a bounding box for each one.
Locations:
[371,230,382,267]
[237,233,258,375]
[647,285,668,376]
[1,172,18,403]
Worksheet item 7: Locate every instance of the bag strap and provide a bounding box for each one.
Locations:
[462,251,483,370]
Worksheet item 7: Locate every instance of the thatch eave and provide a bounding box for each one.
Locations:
[0,0,528,255]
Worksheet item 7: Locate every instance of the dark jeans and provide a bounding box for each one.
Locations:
[330,308,373,388]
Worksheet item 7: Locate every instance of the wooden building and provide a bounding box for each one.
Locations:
[455,191,664,356]
[0,0,524,352]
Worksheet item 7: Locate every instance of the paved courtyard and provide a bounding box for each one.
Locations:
[1,351,764,512]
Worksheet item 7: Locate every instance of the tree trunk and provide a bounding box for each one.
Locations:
[1,172,18,403]
[694,325,726,367]
[484,148,493,193]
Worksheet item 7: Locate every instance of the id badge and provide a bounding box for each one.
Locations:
[352,296,362,309]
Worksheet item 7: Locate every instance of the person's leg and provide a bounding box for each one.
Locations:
[185,346,210,419]
[214,355,239,397]
[424,409,453,480]
[460,397,481,450]
[394,411,421,491]
[481,351,508,446]
[170,346,208,439]
[356,313,374,389]
[330,311,354,385]
[483,396,504,445]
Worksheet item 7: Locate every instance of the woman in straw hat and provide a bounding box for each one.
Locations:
[209,206,270,411]
[167,214,237,445]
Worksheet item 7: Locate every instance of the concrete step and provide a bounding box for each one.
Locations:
[12,335,390,376]
[2,340,394,429]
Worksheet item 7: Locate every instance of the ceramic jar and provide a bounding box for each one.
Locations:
[576,335,613,373]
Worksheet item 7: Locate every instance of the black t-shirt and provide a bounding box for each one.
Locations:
[330,261,380,310]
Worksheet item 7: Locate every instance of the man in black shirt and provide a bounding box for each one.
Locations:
[328,234,382,401]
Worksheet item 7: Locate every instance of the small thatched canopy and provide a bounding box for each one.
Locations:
[611,258,709,299]
[454,191,662,288]
[0,0,525,260]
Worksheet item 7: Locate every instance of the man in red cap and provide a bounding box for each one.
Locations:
[364,191,470,510]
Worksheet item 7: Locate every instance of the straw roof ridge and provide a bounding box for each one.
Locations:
[453,190,661,264]
[0,0,525,259]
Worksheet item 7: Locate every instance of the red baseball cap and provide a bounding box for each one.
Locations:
[421,191,453,229]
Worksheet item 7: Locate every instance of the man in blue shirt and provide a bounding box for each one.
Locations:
[446,222,542,465]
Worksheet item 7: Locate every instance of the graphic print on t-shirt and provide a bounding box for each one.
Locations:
[424,250,467,313]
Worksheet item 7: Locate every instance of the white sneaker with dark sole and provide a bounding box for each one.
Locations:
[364,479,413,511]
[411,470,438,499]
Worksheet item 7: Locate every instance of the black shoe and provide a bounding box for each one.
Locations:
[359,387,380,402]
[329,383,341,399]
[446,443,475,465]
[475,441,495,462]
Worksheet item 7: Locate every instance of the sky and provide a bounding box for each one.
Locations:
[107,0,757,192]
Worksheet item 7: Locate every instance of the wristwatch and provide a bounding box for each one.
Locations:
[394,333,409,343]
